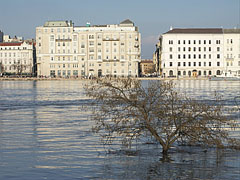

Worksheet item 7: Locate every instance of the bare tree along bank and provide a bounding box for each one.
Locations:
[85,78,240,159]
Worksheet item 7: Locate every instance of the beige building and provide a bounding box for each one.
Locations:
[0,41,35,76]
[140,59,155,76]
[36,19,141,78]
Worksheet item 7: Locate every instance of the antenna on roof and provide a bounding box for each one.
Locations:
[170,26,173,30]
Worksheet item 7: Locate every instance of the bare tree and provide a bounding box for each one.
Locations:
[85,78,240,156]
[11,61,28,76]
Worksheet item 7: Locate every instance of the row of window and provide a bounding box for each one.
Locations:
[169,46,220,52]
[1,60,28,65]
[0,47,28,50]
[169,54,220,59]
[0,52,29,57]
[45,32,138,40]
[169,39,221,45]
[50,69,132,77]
[168,61,220,67]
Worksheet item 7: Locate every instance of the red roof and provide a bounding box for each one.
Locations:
[0,42,23,46]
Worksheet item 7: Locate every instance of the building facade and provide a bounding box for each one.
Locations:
[158,28,225,77]
[0,41,35,75]
[139,59,155,76]
[36,19,141,78]
[223,29,240,76]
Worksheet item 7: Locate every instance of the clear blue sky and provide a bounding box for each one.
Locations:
[0,0,239,59]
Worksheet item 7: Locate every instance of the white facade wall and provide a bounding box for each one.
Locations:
[161,33,224,77]
[0,42,34,75]
[36,20,141,78]
[223,32,240,76]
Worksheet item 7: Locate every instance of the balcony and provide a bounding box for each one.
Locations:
[102,59,120,62]
[103,38,120,41]
[55,38,72,42]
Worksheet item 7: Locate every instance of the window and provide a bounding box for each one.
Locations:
[217,47,220,51]
[169,47,172,52]
[169,40,173,44]
[183,62,186,66]
[209,40,211,44]
[188,47,191,51]
[183,54,186,59]
[188,54,191,59]
[183,40,186,44]
[216,40,221,44]
[178,62,181,66]
[209,54,211,59]
[238,61,240,66]
[169,62,173,66]
[199,40,201,44]
[199,54,201,59]
[183,47,186,51]
[170,54,173,59]
[217,62,220,66]
[188,40,191,44]
[178,40,180,44]
[199,47,201,51]
[178,54,181,59]
[209,62,211,66]
[194,54,196,59]
[194,40,196,44]
[199,62,201,66]
[217,54,220,59]
[194,62,196,66]
[204,40,206,44]
[188,62,191,66]
[89,35,94,39]
[50,35,54,41]
[178,47,181,51]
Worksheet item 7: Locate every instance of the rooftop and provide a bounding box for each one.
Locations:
[165,28,223,34]
[223,29,240,33]
[0,42,23,46]
[44,21,72,27]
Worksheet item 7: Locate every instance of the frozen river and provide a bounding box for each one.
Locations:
[0,80,239,180]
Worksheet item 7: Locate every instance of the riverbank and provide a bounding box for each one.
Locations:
[0,77,209,81]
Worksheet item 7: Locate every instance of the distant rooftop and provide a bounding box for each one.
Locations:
[223,29,240,33]
[119,19,134,27]
[165,28,223,34]
[0,42,23,46]
[44,21,72,27]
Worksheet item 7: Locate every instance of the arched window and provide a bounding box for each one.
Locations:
[198,71,201,76]
[169,70,173,77]
[188,71,191,76]
[216,70,221,75]
[209,71,212,75]
[183,71,186,76]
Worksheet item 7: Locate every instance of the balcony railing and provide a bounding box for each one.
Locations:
[55,39,72,42]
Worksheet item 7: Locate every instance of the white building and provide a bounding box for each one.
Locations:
[159,28,225,77]
[223,29,240,76]
[0,41,35,75]
[36,19,141,78]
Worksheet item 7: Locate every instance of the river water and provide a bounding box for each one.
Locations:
[0,80,239,180]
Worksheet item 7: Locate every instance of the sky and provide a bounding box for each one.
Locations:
[0,0,239,59]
